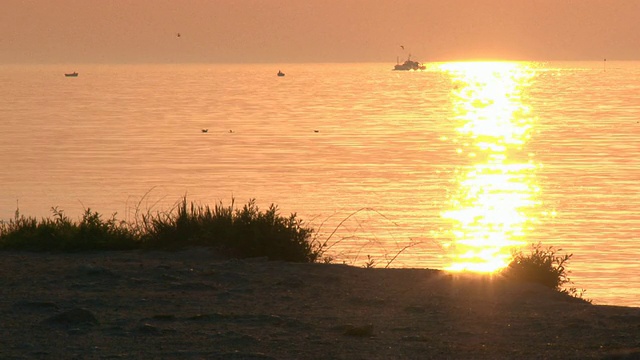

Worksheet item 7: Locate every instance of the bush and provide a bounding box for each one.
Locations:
[501,242,588,301]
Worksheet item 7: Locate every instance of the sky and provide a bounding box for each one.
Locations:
[2,0,639,64]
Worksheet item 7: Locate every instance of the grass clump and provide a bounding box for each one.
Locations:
[142,198,320,262]
[0,198,321,263]
[501,242,588,301]
[0,207,138,251]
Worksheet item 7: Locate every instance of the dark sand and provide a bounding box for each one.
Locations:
[1,248,639,359]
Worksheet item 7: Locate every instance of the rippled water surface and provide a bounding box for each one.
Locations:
[1,62,639,306]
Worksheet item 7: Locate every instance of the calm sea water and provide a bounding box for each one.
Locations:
[1,62,639,307]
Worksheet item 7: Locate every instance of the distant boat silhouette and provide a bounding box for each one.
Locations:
[277,70,285,77]
[201,129,208,133]
[65,72,78,77]
[393,54,425,71]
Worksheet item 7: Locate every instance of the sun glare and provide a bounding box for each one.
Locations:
[439,62,539,273]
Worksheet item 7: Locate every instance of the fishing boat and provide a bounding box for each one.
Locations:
[65,72,78,77]
[393,55,425,71]
[277,70,285,77]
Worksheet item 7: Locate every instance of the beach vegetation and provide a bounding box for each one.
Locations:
[0,198,322,262]
[140,197,321,262]
[0,207,137,251]
[501,242,589,301]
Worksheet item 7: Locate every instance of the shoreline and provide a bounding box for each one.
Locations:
[2,249,639,359]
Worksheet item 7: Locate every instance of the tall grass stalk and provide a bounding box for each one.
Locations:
[310,207,439,268]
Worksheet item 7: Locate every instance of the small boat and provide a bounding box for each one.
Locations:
[277,70,285,77]
[393,55,425,71]
[65,72,78,77]
[201,129,208,133]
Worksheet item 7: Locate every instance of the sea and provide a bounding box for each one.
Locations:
[1,61,639,307]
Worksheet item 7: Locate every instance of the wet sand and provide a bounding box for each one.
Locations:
[1,248,639,359]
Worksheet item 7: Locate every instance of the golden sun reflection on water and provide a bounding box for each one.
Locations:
[439,62,539,272]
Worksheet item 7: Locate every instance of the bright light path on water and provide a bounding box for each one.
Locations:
[439,62,539,272]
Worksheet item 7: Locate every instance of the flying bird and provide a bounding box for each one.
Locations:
[400,45,404,50]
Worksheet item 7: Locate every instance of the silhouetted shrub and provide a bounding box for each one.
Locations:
[501,242,588,301]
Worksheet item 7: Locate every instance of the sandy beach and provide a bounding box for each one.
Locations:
[1,248,639,359]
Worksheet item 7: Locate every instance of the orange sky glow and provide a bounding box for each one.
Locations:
[2,0,639,64]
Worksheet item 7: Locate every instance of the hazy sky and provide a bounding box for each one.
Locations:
[2,0,639,64]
